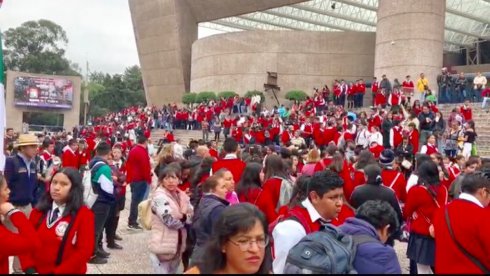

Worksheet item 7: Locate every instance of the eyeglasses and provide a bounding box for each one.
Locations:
[228,237,269,252]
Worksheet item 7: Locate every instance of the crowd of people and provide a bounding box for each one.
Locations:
[1,71,490,274]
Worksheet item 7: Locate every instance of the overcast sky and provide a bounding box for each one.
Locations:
[0,0,224,76]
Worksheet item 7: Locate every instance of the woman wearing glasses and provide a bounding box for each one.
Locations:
[185,203,271,274]
[148,165,193,274]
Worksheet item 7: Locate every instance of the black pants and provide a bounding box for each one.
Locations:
[128,181,147,226]
[104,196,125,244]
[92,201,111,255]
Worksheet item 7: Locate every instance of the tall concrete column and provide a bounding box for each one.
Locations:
[128,0,198,106]
[375,0,445,98]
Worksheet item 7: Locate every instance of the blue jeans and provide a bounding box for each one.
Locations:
[128,181,148,226]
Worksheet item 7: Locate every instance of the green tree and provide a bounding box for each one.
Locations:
[182,92,197,104]
[218,91,237,99]
[3,19,80,76]
[86,66,147,118]
[285,90,308,101]
[196,91,217,103]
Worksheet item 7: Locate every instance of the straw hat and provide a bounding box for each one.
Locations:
[15,134,40,148]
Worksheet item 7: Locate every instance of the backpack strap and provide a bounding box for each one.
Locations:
[56,211,79,266]
[389,172,401,189]
[445,208,490,274]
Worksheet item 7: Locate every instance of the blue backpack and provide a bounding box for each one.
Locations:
[284,224,380,274]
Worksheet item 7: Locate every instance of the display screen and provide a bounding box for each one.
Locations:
[13,76,74,109]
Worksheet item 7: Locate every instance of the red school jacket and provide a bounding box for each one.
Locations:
[212,157,246,184]
[403,184,448,236]
[433,199,490,274]
[0,212,40,274]
[20,206,95,274]
[381,169,407,203]
[256,177,284,224]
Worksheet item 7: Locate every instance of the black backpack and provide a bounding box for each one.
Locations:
[284,224,381,274]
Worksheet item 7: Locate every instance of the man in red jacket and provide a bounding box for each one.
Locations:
[126,135,152,230]
[433,172,490,274]
[211,138,245,184]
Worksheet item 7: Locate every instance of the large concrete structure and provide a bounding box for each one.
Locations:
[5,71,82,132]
[128,0,307,106]
[374,0,446,98]
[129,0,490,106]
[191,30,375,103]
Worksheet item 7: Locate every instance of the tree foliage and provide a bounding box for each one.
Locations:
[182,92,197,104]
[3,19,80,76]
[218,91,237,99]
[195,91,217,103]
[86,66,147,118]
[285,90,308,101]
[245,90,265,103]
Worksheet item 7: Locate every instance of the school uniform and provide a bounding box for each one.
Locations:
[420,143,439,155]
[433,195,490,274]
[211,153,246,184]
[0,211,40,274]
[62,146,79,169]
[256,177,285,224]
[20,206,95,274]
[404,184,448,266]
[381,169,407,203]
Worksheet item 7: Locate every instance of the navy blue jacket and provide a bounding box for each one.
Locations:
[339,217,402,274]
[4,155,38,206]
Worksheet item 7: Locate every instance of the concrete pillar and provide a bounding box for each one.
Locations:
[375,0,445,99]
[128,0,198,106]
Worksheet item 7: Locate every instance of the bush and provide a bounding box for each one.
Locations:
[285,90,308,101]
[182,92,197,104]
[196,91,217,103]
[218,91,238,99]
[244,90,265,103]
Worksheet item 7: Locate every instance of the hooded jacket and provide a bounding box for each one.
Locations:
[339,217,401,274]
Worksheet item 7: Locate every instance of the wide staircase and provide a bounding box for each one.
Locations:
[151,103,489,157]
[151,128,203,146]
[438,103,489,158]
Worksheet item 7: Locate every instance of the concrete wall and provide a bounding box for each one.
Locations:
[191,30,375,105]
[128,0,307,106]
[5,70,82,132]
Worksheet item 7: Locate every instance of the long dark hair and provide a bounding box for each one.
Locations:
[197,203,272,274]
[264,155,289,180]
[36,168,84,217]
[417,160,441,199]
[288,175,310,208]
[236,162,262,201]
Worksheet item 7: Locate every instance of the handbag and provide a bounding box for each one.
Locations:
[445,208,490,273]
[138,198,153,230]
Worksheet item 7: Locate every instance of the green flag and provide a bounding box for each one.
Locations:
[0,31,4,85]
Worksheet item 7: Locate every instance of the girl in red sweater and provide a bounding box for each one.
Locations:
[236,162,263,205]
[256,155,293,224]
[404,161,448,274]
[0,175,40,274]
[20,168,95,274]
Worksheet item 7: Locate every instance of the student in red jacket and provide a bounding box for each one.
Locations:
[211,138,246,184]
[433,172,490,274]
[20,168,95,274]
[256,155,293,224]
[404,161,448,274]
[379,150,407,203]
[126,135,152,229]
[236,162,263,205]
[61,139,79,169]
[0,175,40,275]
[460,100,473,121]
